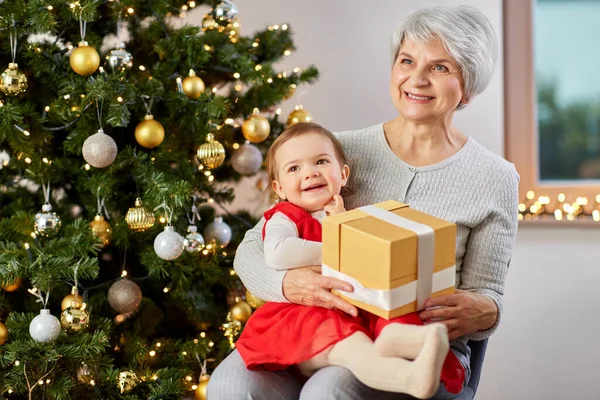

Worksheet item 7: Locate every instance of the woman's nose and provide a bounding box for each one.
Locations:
[409,68,429,86]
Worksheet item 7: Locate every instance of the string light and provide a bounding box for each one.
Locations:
[44,106,50,112]
[232,143,240,150]
[233,72,240,79]
[84,164,91,170]
[127,7,134,14]
[282,24,288,30]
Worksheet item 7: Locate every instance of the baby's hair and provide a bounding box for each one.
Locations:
[265,122,348,203]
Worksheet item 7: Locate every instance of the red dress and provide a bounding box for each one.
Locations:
[235,202,464,394]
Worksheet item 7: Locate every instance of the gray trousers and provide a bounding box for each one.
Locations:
[206,350,467,400]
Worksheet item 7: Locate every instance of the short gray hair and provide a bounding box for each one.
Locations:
[391,5,498,108]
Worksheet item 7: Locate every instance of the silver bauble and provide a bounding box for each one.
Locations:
[107,279,142,314]
[105,43,133,71]
[82,128,118,168]
[29,309,61,343]
[204,217,232,248]
[212,0,238,21]
[154,225,184,260]
[184,225,205,253]
[231,142,263,176]
[34,203,62,236]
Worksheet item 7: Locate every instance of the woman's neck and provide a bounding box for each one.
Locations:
[383,115,467,167]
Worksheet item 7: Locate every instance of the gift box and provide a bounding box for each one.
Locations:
[322,200,456,320]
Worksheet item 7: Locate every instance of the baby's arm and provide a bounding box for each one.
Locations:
[263,212,322,270]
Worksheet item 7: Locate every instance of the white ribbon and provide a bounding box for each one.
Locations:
[322,264,455,311]
[323,204,452,311]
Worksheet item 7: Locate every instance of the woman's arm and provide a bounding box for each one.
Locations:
[234,218,358,315]
[420,166,519,340]
[263,213,323,270]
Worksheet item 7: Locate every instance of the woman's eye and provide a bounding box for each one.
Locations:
[401,59,413,65]
[434,65,449,72]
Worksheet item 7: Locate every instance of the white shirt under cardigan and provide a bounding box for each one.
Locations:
[263,210,326,271]
[235,123,519,346]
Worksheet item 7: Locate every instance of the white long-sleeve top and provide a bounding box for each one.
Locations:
[263,210,327,270]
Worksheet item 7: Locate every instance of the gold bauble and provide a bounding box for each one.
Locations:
[230,300,252,323]
[2,276,22,292]
[0,322,8,345]
[118,370,139,393]
[135,115,165,148]
[77,362,93,384]
[194,375,210,400]
[1,62,27,96]
[287,106,312,127]
[197,132,226,169]
[245,290,266,309]
[125,198,155,232]
[62,286,83,311]
[60,304,90,334]
[182,70,205,100]
[90,214,112,247]
[242,109,270,143]
[283,83,297,100]
[69,41,100,76]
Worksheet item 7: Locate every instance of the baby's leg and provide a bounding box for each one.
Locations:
[298,331,447,399]
[375,322,448,359]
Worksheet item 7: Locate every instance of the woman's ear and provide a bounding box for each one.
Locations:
[272,180,285,200]
[340,164,350,186]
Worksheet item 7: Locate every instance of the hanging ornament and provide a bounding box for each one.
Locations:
[1,31,27,96]
[231,142,263,176]
[182,69,205,100]
[212,0,238,22]
[242,108,270,143]
[70,41,100,76]
[61,286,83,311]
[29,309,61,343]
[0,321,8,345]
[135,114,165,149]
[287,105,313,126]
[230,300,252,323]
[202,14,219,31]
[1,63,27,96]
[90,214,112,247]
[283,83,297,100]
[35,204,62,237]
[2,276,22,292]
[108,279,142,314]
[118,370,140,393]
[82,128,118,168]
[77,362,94,384]
[204,216,232,248]
[125,197,155,232]
[105,42,133,72]
[60,301,89,334]
[221,312,242,349]
[245,290,266,309]
[195,375,210,400]
[197,132,226,169]
[154,225,184,260]
[184,225,205,253]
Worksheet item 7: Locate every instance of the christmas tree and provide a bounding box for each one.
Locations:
[0,0,317,398]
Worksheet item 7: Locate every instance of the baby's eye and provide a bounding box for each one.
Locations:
[288,166,298,172]
[316,159,329,165]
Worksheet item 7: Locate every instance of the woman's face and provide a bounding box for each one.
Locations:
[390,37,466,123]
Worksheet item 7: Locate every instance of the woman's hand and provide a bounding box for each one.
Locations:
[282,266,358,317]
[418,289,498,340]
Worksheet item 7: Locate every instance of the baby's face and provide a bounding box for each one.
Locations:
[272,132,348,212]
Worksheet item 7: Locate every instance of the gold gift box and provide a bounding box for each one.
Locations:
[322,200,456,320]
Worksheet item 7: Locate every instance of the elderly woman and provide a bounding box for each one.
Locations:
[207,5,518,400]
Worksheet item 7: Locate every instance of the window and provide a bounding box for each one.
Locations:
[505,0,600,223]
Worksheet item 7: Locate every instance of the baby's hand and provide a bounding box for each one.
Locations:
[324,194,346,216]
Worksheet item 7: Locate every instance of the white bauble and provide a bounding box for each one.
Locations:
[82,128,118,168]
[29,309,61,343]
[154,225,184,260]
[204,217,232,248]
[231,142,263,176]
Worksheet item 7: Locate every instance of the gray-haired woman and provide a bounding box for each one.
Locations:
[207,5,518,400]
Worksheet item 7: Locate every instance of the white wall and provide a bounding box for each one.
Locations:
[189,1,600,398]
